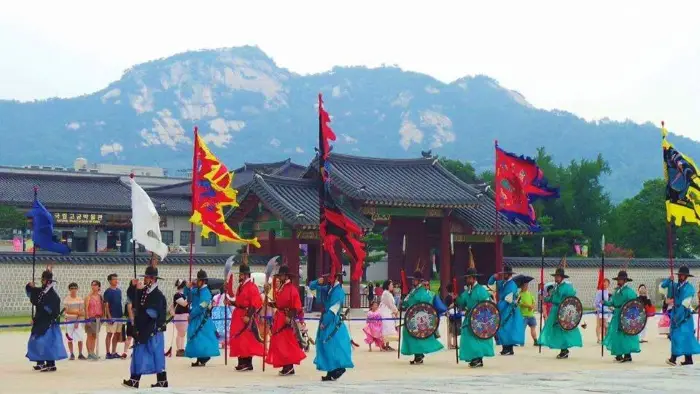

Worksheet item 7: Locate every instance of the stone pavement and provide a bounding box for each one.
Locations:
[89,366,695,393]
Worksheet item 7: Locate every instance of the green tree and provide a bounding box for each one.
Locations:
[361,231,387,281]
[0,205,25,229]
[438,157,476,183]
[605,179,700,258]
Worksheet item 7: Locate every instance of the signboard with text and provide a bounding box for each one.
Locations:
[53,212,104,225]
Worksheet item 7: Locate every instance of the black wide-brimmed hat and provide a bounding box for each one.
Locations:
[274,265,296,277]
[140,265,162,279]
[551,267,569,279]
[41,270,55,283]
[613,270,633,282]
[677,266,694,277]
[239,264,251,275]
[196,269,209,281]
[463,267,481,278]
[498,266,515,275]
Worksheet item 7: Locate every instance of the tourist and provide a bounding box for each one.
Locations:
[456,267,494,368]
[103,273,124,359]
[602,271,640,362]
[211,289,228,348]
[26,268,67,372]
[542,285,553,320]
[84,280,103,360]
[64,282,86,360]
[487,266,525,355]
[310,271,353,381]
[595,278,611,344]
[661,266,700,366]
[378,280,398,351]
[518,281,538,346]
[121,264,168,388]
[443,283,460,350]
[637,284,654,343]
[363,300,384,351]
[121,280,136,359]
[266,265,306,376]
[539,267,583,359]
[400,266,445,365]
[304,282,314,313]
[658,294,671,336]
[184,270,220,367]
[227,262,264,372]
[367,282,375,306]
[172,279,189,357]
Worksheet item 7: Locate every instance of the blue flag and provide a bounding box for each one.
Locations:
[26,199,70,255]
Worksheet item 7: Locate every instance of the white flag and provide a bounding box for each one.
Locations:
[130,177,168,260]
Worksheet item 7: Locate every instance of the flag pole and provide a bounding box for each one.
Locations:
[661,121,676,338]
[189,126,199,282]
[494,140,502,274]
[31,186,38,320]
[130,173,138,278]
[538,236,544,353]
[600,234,605,358]
[397,235,406,359]
[318,94,326,278]
[450,234,458,364]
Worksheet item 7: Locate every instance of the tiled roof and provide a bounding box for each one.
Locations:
[505,257,700,269]
[233,159,306,188]
[0,172,191,215]
[237,173,374,230]
[0,252,253,265]
[305,153,479,208]
[453,188,531,235]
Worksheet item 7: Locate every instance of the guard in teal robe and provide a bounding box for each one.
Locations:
[310,273,354,381]
[400,270,445,365]
[602,270,640,361]
[487,266,525,355]
[661,266,700,366]
[539,268,583,359]
[184,270,220,366]
[456,268,494,368]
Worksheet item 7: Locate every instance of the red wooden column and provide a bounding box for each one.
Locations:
[387,218,404,282]
[439,215,451,298]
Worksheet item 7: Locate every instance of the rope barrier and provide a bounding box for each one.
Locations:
[0,311,683,330]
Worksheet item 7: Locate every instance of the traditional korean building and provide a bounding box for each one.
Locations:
[227,153,530,306]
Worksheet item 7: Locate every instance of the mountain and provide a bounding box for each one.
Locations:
[0,45,697,202]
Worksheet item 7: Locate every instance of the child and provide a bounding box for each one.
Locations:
[64,283,86,360]
[637,284,654,343]
[658,295,671,336]
[444,283,460,350]
[518,282,538,346]
[543,285,553,321]
[363,301,384,351]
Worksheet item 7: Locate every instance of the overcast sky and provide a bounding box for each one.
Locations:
[1,1,698,139]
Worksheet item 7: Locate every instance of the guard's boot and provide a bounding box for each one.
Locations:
[33,361,45,371]
[622,354,632,363]
[556,349,569,359]
[682,355,694,366]
[410,354,425,365]
[667,356,677,366]
[151,372,168,388]
[122,374,141,389]
[279,365,295,376]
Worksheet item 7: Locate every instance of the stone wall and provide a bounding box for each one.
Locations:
[0,263,264,317]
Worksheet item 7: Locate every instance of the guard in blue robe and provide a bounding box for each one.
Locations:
[661,266,700,366]
[26,269,67,372]
[487,266,525,355]
[184,269,220,367]
[122,265,168,389]
[310,272,354,381]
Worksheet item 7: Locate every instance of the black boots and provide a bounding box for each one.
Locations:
[668,355,693,366]
[279,365,295,376]
[410,354,425,365]
[151,372,169,388]
[122,372,168,389]
[682,356,694,366]
[122,374,141,389]
[321,368,347,381]
[500,345,514,356]
[33,361,56,372]
[468,358,484,368]
[191,357,210,367]
[235,357,253,371]
[556,349,569,359]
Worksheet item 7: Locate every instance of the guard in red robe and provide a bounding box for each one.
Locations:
[265,265,306,376]
[228,263,264,371]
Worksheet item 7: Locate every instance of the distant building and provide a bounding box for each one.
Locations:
[72,158,166,177]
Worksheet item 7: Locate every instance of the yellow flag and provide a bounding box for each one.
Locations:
[661,122,700,226]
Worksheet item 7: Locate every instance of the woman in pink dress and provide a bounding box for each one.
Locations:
[363,301,384,351]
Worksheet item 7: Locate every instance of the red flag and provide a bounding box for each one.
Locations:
[495,143,559,231]
[400,269,409,296]
[596,268,606,291]
[318,94,366,281]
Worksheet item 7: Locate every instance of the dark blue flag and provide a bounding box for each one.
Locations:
[26,199,70,255]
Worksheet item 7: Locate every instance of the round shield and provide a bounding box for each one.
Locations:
[557,296,583,331]
[468,300,500,340]
[619,298,647,336]
[404,302,440,339]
